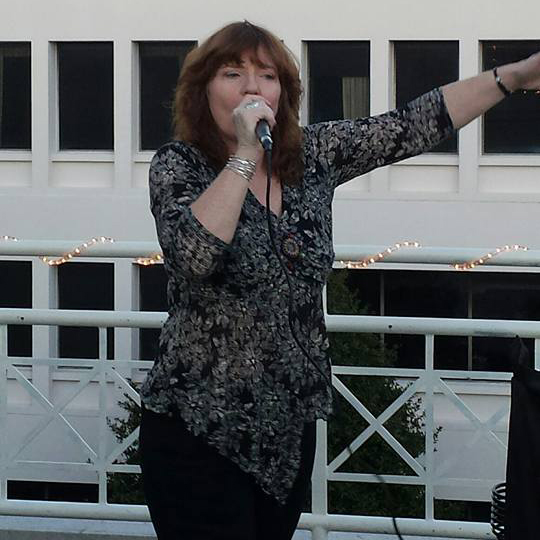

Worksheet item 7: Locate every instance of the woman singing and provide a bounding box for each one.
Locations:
[138,20,540,540]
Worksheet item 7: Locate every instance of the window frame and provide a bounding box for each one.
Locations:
[305,40,371,125]
[135,40,196,155]
[51,41,115,162]
[392,39,460,155]
[0,41,32,155]
[480,39,540,158]
[56,260,115,361]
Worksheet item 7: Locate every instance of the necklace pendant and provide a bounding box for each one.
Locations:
[282,233,301,260]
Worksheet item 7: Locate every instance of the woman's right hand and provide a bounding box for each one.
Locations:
[232,94,276,156]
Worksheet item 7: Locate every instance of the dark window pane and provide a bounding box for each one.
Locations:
[330,268,540,371]
[327,269,381,315]
[8,480,98,502]
[471,336,533,372]
[385,271,468,316]
[384,271,468,368]
[139,41,195,150]
[139,265,167,360]
[434,335,469,370]
[58,42,113,150]
[435,499,491,522]
[0,261,32,356]
[472,272,540,371]
[482,41,540,153]
[0,43,31,149]
[472,272,540,320]
[58,263,114,359]
[395,41,459,153]
[308,42,370,123]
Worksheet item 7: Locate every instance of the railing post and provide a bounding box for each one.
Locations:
[0,325,8,501]
[98,327,108,505]
[311,419,328,540]
[424,334,435,521]
[32,260,55,404]
[311,284,329,540]
[114,259,136,378]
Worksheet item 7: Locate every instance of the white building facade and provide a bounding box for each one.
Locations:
[1,0,540,537]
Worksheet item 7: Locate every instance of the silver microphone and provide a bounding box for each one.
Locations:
[255,120,273,151]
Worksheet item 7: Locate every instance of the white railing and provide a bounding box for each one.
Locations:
[3,240,540,539]
[2,238,540,266]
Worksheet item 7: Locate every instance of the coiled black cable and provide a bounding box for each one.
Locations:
[491,482,506,539]
[263,148,404,540]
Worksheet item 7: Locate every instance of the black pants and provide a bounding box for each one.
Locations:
[139,404,316,540]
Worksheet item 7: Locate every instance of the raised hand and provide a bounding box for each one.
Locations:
[232,95,276,155]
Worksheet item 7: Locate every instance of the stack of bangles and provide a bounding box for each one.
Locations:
[225,156,257,182]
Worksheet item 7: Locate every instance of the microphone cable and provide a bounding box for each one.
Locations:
[262,147,405,540]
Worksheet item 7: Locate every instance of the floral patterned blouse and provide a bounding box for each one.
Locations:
[140,88,455,504]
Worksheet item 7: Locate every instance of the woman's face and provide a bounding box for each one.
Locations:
[206,48,281,149]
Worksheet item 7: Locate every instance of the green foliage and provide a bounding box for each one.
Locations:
[326,270,426,516]
[106,392,145,504]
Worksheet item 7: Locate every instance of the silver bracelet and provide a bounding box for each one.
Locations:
[224,156,256,182]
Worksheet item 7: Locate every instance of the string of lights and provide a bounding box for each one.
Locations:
[338,241,421,269]
[134,254,163,266]
[0,235,160,266]
[39,237,115,266]
[452,244,529,270]
[0,235,534,270]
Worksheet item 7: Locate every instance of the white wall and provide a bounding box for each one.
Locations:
[1,0,539,248]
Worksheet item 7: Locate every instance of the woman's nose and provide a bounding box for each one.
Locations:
[243,72,260,94]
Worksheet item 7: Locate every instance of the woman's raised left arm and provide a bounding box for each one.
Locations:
[305,52,539,191]
[442,52,540,129]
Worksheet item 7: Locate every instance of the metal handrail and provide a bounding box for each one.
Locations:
[2,239,540,268]
[2,307,540,339]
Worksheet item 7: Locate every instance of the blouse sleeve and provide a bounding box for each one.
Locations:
[304,87,456,190]
[149,142,231,279]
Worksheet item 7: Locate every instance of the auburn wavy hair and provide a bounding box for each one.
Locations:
[173,21,304,185]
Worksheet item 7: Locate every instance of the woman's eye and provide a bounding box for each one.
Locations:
[225,71,240,78]
[263,73,276,80]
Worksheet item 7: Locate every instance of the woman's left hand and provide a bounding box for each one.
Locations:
[515,51,540,90]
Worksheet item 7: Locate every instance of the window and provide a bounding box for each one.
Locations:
[0,43,31,150]
[307,41,370,124]
[138,265,167,360]
[376,270,468,370]
[435,499,491,523]
[394,41,459,153]
[8,480,98,502]
[139,41,195,151]
[0,261,32,356]
[329,268,538,371]
[57,263,114,359]
[482,41,540,154]
[471,272,540,371]
[57,42,113,150]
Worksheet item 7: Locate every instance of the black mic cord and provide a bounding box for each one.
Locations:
[263,147,404,540]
